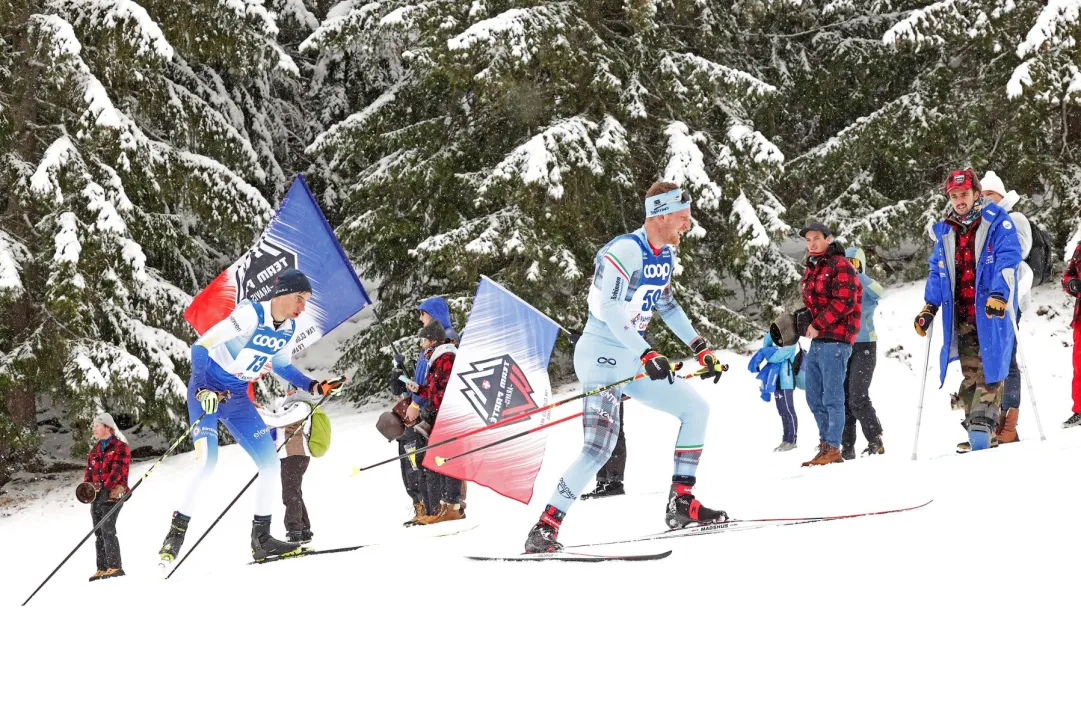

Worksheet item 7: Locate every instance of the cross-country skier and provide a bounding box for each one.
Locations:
[524,181,727,554]
[158,269,347,565]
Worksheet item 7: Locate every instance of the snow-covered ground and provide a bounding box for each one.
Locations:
[3,281,1080,719]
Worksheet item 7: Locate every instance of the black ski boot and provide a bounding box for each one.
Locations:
[841,446,856,461]
[665,477,728,529]
[524,505,565,554]
[158,512,190,563]
[581,478,625,500]
[251,516,303,562]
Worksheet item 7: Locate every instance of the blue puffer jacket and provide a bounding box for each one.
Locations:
[845,247,884,343]
[923,203,1022,386]
[412,297,459,407]
[748,334,800,401]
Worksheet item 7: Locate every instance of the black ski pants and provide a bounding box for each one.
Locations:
[842,341,883,450]
[91,493,123,571]
[281,455,311,533]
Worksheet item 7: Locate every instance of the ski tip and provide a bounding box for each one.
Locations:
[434,456,446,467]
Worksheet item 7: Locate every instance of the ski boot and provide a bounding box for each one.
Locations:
[158,512,190,570]
[524,505,565,554]
[665,477,728,529]
[581,478,625,500]
[251,516,304,562]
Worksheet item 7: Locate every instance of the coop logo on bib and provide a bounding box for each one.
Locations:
[251,334,288,351]
[642,264,671,280]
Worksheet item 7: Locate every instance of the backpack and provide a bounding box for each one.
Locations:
[308,406,331,457]
[1028,224,1054,286]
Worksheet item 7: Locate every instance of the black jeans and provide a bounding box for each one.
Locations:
[280,456,311,533]
[842,341,883,450]
[400,428,442,514]
[91,493,123,571]
[596,399,626,484]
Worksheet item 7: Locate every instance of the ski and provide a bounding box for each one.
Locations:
[567,500,933,549]
[466,550,672,562]
[248,545,372,565]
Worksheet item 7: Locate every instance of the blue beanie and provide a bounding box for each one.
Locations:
[268,268,311,299]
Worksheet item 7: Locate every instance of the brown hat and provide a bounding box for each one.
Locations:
[376,410,406,441]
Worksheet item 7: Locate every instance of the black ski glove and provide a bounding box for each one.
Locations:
[914,304,937,337]
[1067,279,1081,297]
[641,350,675,383]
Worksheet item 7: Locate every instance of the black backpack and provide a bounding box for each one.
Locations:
[1028,223,1054,286]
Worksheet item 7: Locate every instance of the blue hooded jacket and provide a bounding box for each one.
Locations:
[845,247,884,343]
[923,202,1022,386]
[748,334,800,400]
[412,297,459,407]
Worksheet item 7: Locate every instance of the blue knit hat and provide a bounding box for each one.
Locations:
[268,268,312,299]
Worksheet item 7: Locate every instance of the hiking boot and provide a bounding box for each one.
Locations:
[524,505,565,553]
[997,408,1019,444]
[403,502,426,527]
[287,530,314,545]
[251,517,303,562]
[841,446,856,461]
[89,570,106,582]
[158,512,190,563]
[99,568,125,581]
[862,436,885,456]
[582,479,626,500]
[773,441,797,452]
[429,501,465,524]
[664,477,728,529]
[1063,412,1081,429]
[801,441,828,467]
[804,445,844,466]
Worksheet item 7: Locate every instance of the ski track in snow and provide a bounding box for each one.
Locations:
[2,282,1079,719]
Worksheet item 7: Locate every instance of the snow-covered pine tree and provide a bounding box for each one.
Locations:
[0,1,303,481]
[302,0,794,397]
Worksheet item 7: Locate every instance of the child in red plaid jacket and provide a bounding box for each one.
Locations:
[84,412,130,581]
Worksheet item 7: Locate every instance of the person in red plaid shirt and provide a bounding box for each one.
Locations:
[403,320,462,524]
[83,412,130,581]
[797,222,862,466]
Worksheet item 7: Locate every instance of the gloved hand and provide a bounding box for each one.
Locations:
[393,353,405,369]
[196,389,224,415]
[568,331,582,346]
[641,349,675,383]
[388,371,406,396]
[914,303,937,337]
[108,485,127,501]
[985,295,1007,319]
[1066,279,1081,297]
[311,376,348,397]
[690,336,725,384]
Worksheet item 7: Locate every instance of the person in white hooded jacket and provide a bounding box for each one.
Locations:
[980,171,1030,445]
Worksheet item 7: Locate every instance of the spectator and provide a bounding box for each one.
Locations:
[980,171,1033,446]
[83,412,130,582]
[1062,240,1081,429]
[581,397,628,498]
[748,332,801,452]
[258,388,328,544]
[841,247,885,459]
[798,222,862,466]
[914,169,1022,452]
[404,320,463,524]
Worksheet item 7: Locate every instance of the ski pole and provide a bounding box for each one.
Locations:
[1003,269,1045,441]
[22,413,206,606]
[432,367,718,468]
[166,391,335,579]
[911,319,934,461]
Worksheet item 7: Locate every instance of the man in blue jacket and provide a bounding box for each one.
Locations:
[913,169,1022,452]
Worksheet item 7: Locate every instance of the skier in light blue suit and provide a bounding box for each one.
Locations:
[525,183,728,554]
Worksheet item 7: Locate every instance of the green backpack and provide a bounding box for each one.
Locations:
[308,406,331,458]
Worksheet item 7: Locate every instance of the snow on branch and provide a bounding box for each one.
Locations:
[51,0,174,61]
[29,136,78,204]
[477,116,604,200]
[661,52,777,98]
[219,0,280,38]
[787,92,918,165]
[663,121,723,211]
[730,192,772,248]
[307,81,403,155]
[299,0,386,52]
[727,122,785,168]
[882,0,961,47]
[1017,0,1081,58]
[0,230,28,294]
[412,207,531,257]
[447,3,574,78]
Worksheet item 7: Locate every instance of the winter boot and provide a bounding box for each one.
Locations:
[841,445,856,461]
[89,570,106,582]
[251,517,303,562]
[967,426,992,452]
[800,441,829,467]
[582,478,626,500]
[431,501,465,523]
[804,445,844,466]
[403,502,426,527]
[524,505,565,554]
[287,530,314,545]
[158,512,191,563]
[665,477,729,529]
[862,436,885,456]
[773,441,797,452]
[99,568,125,581]
[1063,412,1081,429]
[956,436,999,453]
[997,408,1020,444]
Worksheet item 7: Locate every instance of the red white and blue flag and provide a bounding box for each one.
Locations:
[424,277,560,504]
[183,175,371,356]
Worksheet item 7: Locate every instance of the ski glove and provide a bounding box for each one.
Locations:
[641,350,675,383]
[985,295,1007,319]
[311,376,348,397]
[914,304,937,337]
[1067,279,1081,297]
[690,336,725,384]
[195,389,224,415]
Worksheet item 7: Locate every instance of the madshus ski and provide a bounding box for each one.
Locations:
[466,550,672,563]
[567,500,933,550]
[248,545,372,565]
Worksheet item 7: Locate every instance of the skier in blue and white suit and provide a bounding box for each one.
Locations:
[525,182,728,554]
[158,269,348,564]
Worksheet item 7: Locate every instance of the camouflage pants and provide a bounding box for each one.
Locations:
[957,322,1003,430]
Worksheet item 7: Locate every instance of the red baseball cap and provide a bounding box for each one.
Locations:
[944,168,981,195]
